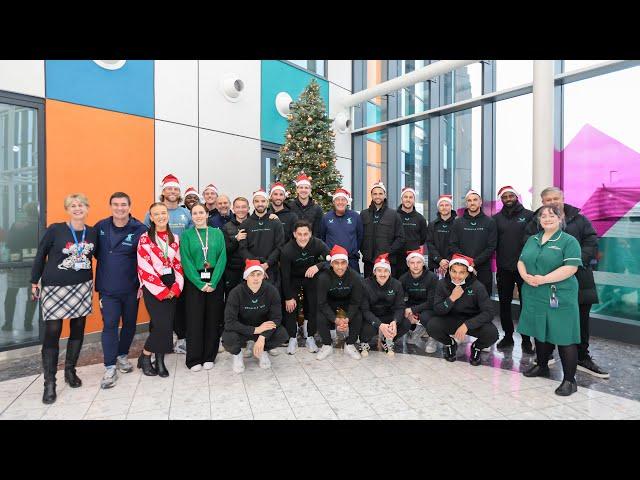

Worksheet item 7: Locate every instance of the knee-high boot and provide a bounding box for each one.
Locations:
[42,347,59,404]
[64,338,84,387]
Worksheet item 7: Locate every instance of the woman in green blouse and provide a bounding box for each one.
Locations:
[517,205,582,396]
[180,203,227,371]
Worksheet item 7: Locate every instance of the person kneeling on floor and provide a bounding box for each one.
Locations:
[222,259,288,373]
[427,254,498,365]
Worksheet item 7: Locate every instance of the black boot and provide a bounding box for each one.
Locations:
[555,379,578,396]
[137,352,157,376]
[496,335,514,349]
[443,340,457,362]
[64,338,83,388]
[521,339,535,355]
[523,364,551,378]
[469,343,482,366]
[42,348,59,404]
[155,353,169,378]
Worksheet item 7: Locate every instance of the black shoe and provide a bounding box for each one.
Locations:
[24,322,33,332]
[443,341,457,362]
[1,323,13,331]
[523,364,551,378]
[64,339,84,388]
[470,343,482,366]
[41,348,59,404]
[521,340,535,355]
[577,356,610,379]
[137,352,157,376]
[496,335,514,349]
[155,353,170,378]
[555,379,578,396]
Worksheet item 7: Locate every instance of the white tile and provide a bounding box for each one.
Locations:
[593,395,640,417]
[276,376,316,392]
[450,399,505,420]
[41,401,92,420]
[317,383,361,403]
[414,403,465,420]
[54,385,100,405]
[293,403,338,420]
[0,407,49,420]
[307,370,348,387]
[85,397,132,418]
[129,392,172,414]
[248,391,291,414]
[93,384,139,402]
[537,404,594,420]
[155,60,198,126]
[283,388,327,409]
[363,392,411,416]
[171,385,210,406]
[170,402,211,420]
[155,121,199,200]
[568,399,631,420]
[380,409,424,420]
[505,410,551,420]
[349,378,391,397]
[254,408,297,420]
[126,409,170,420]
[477,393,532,417]
[394,388,441,410]
[380,374,422,392]
[509,388,563,410]
[84,414,127,420]
[10,392,50,410]
[0,60,45,97]
[328,397,377,420]
[211,395,253,420]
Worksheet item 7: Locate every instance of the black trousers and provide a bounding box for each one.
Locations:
[360,315,411,344]
[184,280,224,368]
[173,289,186,340]
[426,315,498,349]
[317,309,362,346]
[222,326,289,355]
[535,340,578,382]
[475,266,493,298]
[4,287,37,328]
[283,277,319,338]
[224,269,243,298]
[143,287,176,354]
[496,268,530,342]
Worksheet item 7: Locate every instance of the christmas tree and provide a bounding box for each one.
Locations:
[275,79,343,211]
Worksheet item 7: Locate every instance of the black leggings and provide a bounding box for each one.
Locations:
[535,340,577,382]
[43,317,86,349]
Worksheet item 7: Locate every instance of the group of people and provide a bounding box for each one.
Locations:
[29,172,608,406]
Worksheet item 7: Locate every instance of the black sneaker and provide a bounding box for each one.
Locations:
[496,335,514,349]
[555,379,578,396]
[443,341,457,362]
[521,340,535,355]
[577,356,610,379]
[523,364,551,378]
[469,344,482,366]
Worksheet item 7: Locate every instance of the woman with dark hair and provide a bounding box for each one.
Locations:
[518,205,582,396]
[137,202,184,377]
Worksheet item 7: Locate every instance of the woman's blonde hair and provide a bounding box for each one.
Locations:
[64,193,90,209]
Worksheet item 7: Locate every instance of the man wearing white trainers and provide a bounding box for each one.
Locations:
[316,245,364,360]
[222,260,288,373]
[361,253,410,357]
[398,247,439,353]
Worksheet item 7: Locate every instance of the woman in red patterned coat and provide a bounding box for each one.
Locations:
[137,202,184,377]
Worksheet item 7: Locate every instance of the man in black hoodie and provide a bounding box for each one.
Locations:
[268,182,299,242]
[450,189,497,296]
[493,186,535,354]
[223,197,251,297]
[524,186,608,379]
[287,172,323,238]
[360,181,405,278]
[426,194,457,278]
[395,186,427,279]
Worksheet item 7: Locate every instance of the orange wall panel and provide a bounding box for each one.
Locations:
[45,100,154,337]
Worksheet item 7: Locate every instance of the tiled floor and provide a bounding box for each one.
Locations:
[1,346,639,420]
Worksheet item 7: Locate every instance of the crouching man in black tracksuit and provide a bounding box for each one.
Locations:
[316,245,364,361]
[427,254,498,366]
[360,253,410,357]
[280,219,330,355]
[222,259,288,373]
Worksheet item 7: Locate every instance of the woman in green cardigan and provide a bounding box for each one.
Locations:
[180,203,227,371]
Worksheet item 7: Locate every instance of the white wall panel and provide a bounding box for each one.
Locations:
[199,129,261,200]
[336,156,352,194]
[154,60,198,126]
[329,83,352,160]
[0,61,45,97]
[328,60,352,92]
[154,121,199,199]
[199,60,260,139]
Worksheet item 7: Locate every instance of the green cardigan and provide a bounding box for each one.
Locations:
[179,227,227,290]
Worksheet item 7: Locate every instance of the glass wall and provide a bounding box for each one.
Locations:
[286,60,326,77]
[400,120,429,215]
[495,60,533,90]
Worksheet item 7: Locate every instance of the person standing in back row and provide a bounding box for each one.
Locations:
[287,172,323,237]
[269,182,299,242]
[395,186,427,279]
[319,188,363,272]
[426,195,457,279]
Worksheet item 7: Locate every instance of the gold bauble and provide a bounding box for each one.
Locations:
[307,116,313,123]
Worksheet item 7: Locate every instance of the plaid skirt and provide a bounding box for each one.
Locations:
[41,280,94,321]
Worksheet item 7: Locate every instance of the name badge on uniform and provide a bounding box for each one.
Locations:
[74,262,84,271]
[200,271,211,281]
[549,285,559,309]
[162,267,173,275]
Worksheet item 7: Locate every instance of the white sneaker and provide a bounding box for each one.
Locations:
[116,355,133,373]
[174,338,187,354]
[243,340,255,358]
[218,339,224,353]
[358,342,370,357]
[232,353,245,373]
[330,329,337,344]
[344,344,361,360]
[425,337,438,354]
[190,364,203,372]
[384,338,395,357]
[203,362,214,370]
[305,336,319,353]
[259,351,272,369]
[316,345,333,361]
[100,366,117,389]
[302,319,309,338]
[407,324,426,345]
[268,347,280,356]
[287,337,297,355]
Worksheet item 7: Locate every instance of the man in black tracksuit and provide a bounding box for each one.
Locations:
[524,187,607,378]
[280,220,330,353]
[395,186,427,279]
[426,195,457,278]
[269,182,299,242]
[399,250,438,343]
[449,190,497,296]
[360,182,405,278]
[493,186,534,353]
[287,173,324,237]
[222,198,251,297]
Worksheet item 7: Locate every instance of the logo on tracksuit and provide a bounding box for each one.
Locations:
[346,218,352,225]
[125,234,135,242]
[329,219,335,224]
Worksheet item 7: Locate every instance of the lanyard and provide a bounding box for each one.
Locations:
[155,232,170,266]
[68,223,86,253]
[194,227,209,268]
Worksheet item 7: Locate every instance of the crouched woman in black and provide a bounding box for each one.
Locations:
[427,254,498,366]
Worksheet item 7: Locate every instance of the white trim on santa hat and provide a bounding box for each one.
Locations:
[332,188,352,203]
[406,251,425,265]
[326,245,349,263]
[161,174,181,190]
[373,257,392,272]
[497,185,519,198]
[371,181,386,194]
[437,195,454,207]
[270,183,287,196]
[464,189,481,200]
[243,264,265,280]
[449,256,474,272]
[252,189,269,201]
[294,174,311,187]
[202,184,218,195]
[401,187,416,198]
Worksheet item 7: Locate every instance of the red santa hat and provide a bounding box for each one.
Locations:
[270,182,287,197]
[252,188,269,201]
[370,181,386,194]
[160,173,181,191]
[373,253,392,272]
[497,185,519,198]
[401,186,416,198]
[449,253,475,272]
[184,186,201,201]
[294,173,312,187]
[332,188,352,203]
[326,245,349,263]
[243,259,265,280]
[437,194,453,207]
[465,189,481,200]
[406,246,426,265]
[202,184,218,195]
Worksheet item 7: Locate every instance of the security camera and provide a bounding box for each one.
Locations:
[220,74,245,102]
[333,112,351,134]
[275,92,294,118]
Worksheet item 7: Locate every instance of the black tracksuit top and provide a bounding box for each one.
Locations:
[287,198,323,237]
[399,269,438,313]
[492,202,534,271]
[449,209,497,269]
[396,206,428,252]
[361,277,405,329]
[433,278,494,330]
[224,282,282,340]
[359,202,405,264]
[316,268,363,322]
[269,204,299,242]
[238,212,284,268]
[280,237,330,299]
[222,217,248,273]
[426,210,457,267]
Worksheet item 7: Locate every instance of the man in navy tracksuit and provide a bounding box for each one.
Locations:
[319,188,363,272]
[94,192,147,389]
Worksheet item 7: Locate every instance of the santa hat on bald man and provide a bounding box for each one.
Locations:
[295,172,312,187]
[497,185,519,198]
[437,194,453,207]
[326,245,349,263]
[373,253,392,272]
[243,259,265,279]
[161,173,181,191]
[406,246,426,265]
[449,253,475,272]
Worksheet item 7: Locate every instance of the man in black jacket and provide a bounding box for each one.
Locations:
[395,186,427,279]
[360,181,405,278]
[268,182,299,242]
[222,197,251,297]
[426,194,457,278]
[524,186,608,379]
[287,172,323,237]
[493,186,535,354]
[450,189,497,297]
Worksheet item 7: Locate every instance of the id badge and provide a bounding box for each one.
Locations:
[162,267,173,275]
[74,262,84,271]
[549,285,559,309]
[200,271,211,281]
